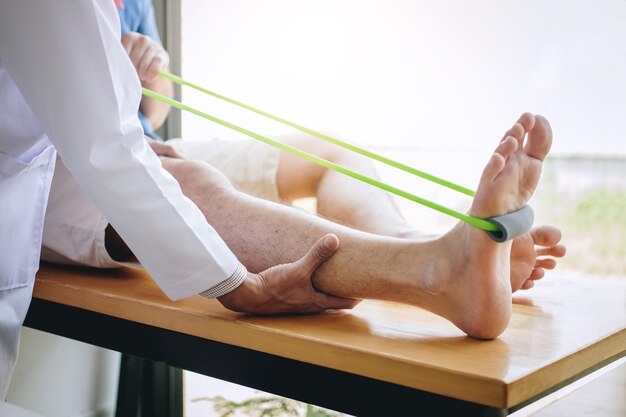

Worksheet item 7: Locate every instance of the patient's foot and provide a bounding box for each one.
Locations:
[510,226,566,291]
[402,226,565,293]
[424,113,553,339]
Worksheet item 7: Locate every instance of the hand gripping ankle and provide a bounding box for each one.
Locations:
[485,205,534,242]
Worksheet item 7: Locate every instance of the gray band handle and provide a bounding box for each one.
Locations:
[485,205,534,242]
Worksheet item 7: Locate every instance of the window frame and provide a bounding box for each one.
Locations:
[153,0,182,139]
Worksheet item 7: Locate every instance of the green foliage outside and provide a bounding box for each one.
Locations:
[536,183,626,277]
[192,395,344,417]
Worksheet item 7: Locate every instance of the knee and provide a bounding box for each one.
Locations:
[161,158,234,198]
[316,141,350,163]
[318,141,374,173]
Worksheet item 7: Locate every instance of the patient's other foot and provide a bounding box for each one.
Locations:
[511,226,566,291]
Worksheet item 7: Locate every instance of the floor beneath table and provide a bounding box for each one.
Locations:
[184,359,626,417]
[184,371,353,417]
[8,362,626,417]
[532,358,626,417]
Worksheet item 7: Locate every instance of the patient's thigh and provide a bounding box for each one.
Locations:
[168,138,281,202]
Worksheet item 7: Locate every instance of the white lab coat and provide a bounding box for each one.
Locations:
[0,0,245,397]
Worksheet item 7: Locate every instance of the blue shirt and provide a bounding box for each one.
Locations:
[116,0,162,139]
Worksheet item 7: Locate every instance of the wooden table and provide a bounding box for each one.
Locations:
[24,264,626,416]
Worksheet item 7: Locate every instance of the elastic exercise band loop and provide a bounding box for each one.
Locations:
[142,87,499,232]
[158,71,475,197]
[486,205,534,243]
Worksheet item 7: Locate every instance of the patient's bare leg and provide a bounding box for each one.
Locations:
[276,136,564,293]
[160,113,553,338]
[276,136,413,237]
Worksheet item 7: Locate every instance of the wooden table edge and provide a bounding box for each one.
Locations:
[32,273,511,407]
[506,328,626,408]
[31,266,626,410]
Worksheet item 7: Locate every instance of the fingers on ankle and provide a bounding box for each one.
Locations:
[317,294,359,311]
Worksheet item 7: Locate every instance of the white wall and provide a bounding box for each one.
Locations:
[179,0,626,232]
[6,328,120,417]
[181,0,626,156]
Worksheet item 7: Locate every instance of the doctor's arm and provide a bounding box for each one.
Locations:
[0,0,354,313]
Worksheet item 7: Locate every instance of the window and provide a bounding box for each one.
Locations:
[179,0,625,273]
[178,1,626,415]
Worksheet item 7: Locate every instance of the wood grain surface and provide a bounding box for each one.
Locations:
[33,263,626,408]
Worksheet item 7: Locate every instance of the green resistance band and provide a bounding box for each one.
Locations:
[158,71,475,198]
[141,87,499,233]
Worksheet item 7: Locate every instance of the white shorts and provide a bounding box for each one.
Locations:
[41,138,281,268]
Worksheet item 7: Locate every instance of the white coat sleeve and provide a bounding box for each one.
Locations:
[0,0,246,300]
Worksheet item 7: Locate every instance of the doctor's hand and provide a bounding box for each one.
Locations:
[145,137,183,159]
[121,32,169,83]
[218,234,360,314]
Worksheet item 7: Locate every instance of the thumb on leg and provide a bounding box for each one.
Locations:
[299,234,339,275]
